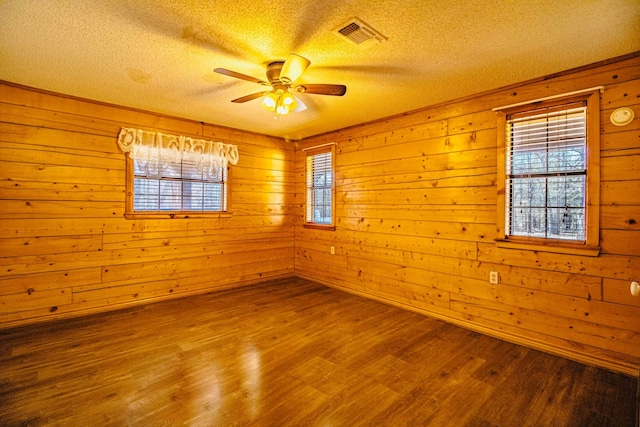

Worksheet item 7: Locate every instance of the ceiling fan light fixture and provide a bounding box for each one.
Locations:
[262,92,278,112]
[276,105,290,115]
[262,91,297,115]
[280,92,297,111]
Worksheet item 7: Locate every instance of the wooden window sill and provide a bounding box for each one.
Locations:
[303,223,336,231]
[125,212,232,220]
[494,239,600,257]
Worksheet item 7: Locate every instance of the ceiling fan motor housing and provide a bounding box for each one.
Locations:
[266,61,286,86]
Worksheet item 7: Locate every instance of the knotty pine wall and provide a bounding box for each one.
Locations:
[0,82,294,329]
[295,54,640,376]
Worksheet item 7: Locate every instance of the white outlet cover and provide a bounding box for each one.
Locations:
[489,271,499,284]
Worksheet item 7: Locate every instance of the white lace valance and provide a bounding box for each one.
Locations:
[117,127,239,178]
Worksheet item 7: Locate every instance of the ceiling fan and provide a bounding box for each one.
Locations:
[214,54,347,115]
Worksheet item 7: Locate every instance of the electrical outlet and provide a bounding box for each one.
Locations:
[330,246,335,255]
[489,271,499,285]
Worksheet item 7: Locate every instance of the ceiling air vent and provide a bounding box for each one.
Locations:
[335,18,386,49]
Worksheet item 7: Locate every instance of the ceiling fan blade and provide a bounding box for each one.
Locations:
[214,68,268,86]
[293,95,307,113]
[296,84,347,96]
[279,54,311,84]
[231,92,269,103]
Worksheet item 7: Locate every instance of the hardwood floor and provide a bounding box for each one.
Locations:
[0,277,637,426]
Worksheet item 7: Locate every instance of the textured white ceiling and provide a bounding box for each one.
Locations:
[1,0,639,140]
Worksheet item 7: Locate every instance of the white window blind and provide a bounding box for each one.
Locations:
[133,158,227,212]
[306,151,333,225]
[117,128,236,215]
[506,102,587,241]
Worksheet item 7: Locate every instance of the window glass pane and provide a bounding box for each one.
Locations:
[159,181,182,210]
[547,176,585,208]
[134,178,160,210]
[312,188,322,223]
[161,162,182,178]
[509,176,586,240]
[510,207,547,238]
[306,149,333,225]
[132,155,227,213]
[184,181,203,210]
[546,208,585,240]
[181,161,203,180]
[510,148,547,175]
[508,107,586,175]
[134,159,166,177]
[548,145,585,173]
[506,104,587,241]
[133,160,147,175]
[311,188,332,224]
[203,182,224,211]
[511,178,546,209]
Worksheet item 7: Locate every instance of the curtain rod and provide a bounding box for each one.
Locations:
[492,86,604,112]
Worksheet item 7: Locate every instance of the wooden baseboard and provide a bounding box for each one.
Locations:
[3,271,638,378]
[0,273,295,332]
[297,273,640,378]
[636,379,640,427]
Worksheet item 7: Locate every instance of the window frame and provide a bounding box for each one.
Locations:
[495,90,600,256]
[124,156,232,219]
[303,143,336,230]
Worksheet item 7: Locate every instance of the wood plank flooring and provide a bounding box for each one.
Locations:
[0,277,637,426]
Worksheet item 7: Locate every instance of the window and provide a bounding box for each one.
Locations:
[117,128,238,219]
[507,104,586,240]
[496,90,600,255]
[130,157,227,213]
[304,144,335,229]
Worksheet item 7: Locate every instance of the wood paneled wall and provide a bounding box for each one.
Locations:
[2,54,639,376]
[0,83,295,329]
[295,54,640,376]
